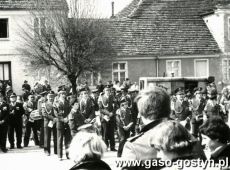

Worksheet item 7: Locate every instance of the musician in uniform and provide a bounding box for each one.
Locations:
[79,88,95,123]
[23,94,40,147]
[204,88,223,121]
[68,99,85,138]
[0,93,9,152]
[116,100,133,157]
[190,88,206,137]
[36,91,47,148]
[98,86,116,151]
[128,89,139,136]
[8,93,24,149]
[91,89,99,112]
[53,89,71,161]
[119,87,132,109]
[220,87,230,125]
[42,91,57,156]
[172,89,191,130]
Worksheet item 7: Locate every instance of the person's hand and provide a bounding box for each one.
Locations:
[127,122,134,128]
[123,126,128,131]
[64,118,68,123]
[109,112,113,117]
[84,118,91,123]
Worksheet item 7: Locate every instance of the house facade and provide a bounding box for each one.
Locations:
[0,0,68,94]
[99,0,230,89]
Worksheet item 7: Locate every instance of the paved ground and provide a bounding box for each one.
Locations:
[0,143,121,170]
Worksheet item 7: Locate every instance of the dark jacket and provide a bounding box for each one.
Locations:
[69,160,111,170]
[53,99,71,129]
[68,108,85,132]
[98,94,114,122]
[8,102,24,124]
[210,144,230,165]
[42,102,55,127]
[80,98,95,120]
[0,102,9,126]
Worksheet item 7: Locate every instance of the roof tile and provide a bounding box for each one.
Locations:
[110,0,230,56]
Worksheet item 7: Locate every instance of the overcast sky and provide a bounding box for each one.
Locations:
[67,0,133,18]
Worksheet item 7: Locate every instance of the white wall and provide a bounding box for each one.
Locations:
[203,12,225,53]
[0,10,37,95]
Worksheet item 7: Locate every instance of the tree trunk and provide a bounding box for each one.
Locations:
[68,75,77,95]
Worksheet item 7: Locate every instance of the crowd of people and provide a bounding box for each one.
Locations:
[0,78,230,169]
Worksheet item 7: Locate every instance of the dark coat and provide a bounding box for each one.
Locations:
[69,160,111,170]
[8,102,24,124]
[173,100,191,121]
[0,102,9,126]
[53,99,71,129]
[210,144,230,165]
[80,98,95,120]
[98,94,114,122]
[68,109,85,132]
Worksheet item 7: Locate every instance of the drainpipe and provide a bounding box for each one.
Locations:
[156,56,159,77]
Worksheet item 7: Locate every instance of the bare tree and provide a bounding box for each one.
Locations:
[18,1,116,95]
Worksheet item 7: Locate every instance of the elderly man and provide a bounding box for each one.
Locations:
[122,87,171,160]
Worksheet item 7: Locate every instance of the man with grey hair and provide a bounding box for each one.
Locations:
[121,86,171,160]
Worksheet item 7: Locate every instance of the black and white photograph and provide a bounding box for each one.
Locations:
[0,0,230,169]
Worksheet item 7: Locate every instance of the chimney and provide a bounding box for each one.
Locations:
[111,1,115,18]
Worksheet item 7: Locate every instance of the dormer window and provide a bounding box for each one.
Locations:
[0,18,9,38]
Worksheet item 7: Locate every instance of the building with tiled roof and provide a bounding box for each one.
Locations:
[0,0,68,94]
[100,0,230,88]
[0,0,68,10]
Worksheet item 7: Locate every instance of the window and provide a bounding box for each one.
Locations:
[194,59,209,77]
[0,18,9,38]
[223,59,230,80]
[0,62,11,81]
[166,60,181,77]
[112,62,128,82]
[34,17,46,37]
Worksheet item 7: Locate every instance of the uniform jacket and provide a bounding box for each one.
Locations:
[0,102,9,126]
[53,99,71,129]
[119,95,132,109]
[91,96,99,111]
[98,94,114,122]
[204,100,222,119]
[42,101,55,127]
[173,100,191,121]
[191,98,206,116]
[8,102,24,124]
[23,101,37,118]
[68,108,85,132]
[69,160,111,170]
[80,97,95,120]
[116,108,132,128]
